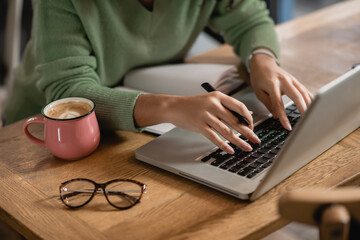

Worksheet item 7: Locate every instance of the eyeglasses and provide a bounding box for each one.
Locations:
[59,178,146,210]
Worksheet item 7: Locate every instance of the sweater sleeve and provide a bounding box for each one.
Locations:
[32,0,142,131]
[209,0,280,70]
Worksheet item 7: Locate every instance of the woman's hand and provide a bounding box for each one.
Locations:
[133,92,261,154]
[249,51,313,130]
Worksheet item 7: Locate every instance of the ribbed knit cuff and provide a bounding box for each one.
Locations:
[239,24,280,72]
[71,84,144,131]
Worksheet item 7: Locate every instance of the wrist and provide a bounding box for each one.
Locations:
[247,48,280,72]
[133,94,175,127]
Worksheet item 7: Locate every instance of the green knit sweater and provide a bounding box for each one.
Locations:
[4,0,279,130]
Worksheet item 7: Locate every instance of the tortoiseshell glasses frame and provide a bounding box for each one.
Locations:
[59,178,146,210]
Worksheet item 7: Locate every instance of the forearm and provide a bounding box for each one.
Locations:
[238,23,279,70]
[133,94,176,127]
[70,85,143,131]
[209,0,279,70]
[33,0,145,132]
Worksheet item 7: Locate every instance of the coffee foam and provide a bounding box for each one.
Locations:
[45,101,93,119]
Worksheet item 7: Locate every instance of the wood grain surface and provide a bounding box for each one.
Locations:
[0,1,359,239]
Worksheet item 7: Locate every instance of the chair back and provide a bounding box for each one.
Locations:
[279,188,360,240]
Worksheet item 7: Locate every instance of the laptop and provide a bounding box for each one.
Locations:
[135,67,360,200]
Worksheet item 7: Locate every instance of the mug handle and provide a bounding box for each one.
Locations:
[23,116,46,147]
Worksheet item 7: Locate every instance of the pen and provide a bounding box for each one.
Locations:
[201,82,250,126]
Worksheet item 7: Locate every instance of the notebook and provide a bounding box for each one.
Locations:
[135,67,360,200]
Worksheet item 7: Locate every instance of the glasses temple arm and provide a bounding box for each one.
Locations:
[106,190,140,203]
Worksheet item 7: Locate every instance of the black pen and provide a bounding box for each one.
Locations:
[201,82,250,126]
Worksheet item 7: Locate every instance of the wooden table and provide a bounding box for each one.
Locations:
[1,1,359,239]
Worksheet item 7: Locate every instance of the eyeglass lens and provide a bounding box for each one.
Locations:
[105,181,143,208]
[60,179,144,209]
[60,180,95,208]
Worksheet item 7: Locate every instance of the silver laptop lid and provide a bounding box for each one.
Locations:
[251,67,360,200]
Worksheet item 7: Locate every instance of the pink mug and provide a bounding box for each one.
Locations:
[23,97,100,160]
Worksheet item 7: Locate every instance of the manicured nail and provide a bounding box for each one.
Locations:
[225,145,234,154]
[285,120,292,131]
[252,133,261,143]
[244,143,253,152]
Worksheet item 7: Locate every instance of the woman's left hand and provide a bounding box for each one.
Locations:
[249,51,313,130]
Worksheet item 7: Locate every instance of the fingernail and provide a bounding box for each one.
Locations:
[249,111,253,115]
[225,145,234,154]
[252,133,261,143]
[285,120,292,131]
[244,143,253,152]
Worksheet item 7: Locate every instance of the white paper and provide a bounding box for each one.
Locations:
[123,63,243,96]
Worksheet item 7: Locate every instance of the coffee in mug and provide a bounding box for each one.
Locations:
[45,101,93,119]
[23,97,100,160]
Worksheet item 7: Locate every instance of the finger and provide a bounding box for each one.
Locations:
[201,127,235,154]
[270,85,292,130]
[282,79,307,113]
[231,123,261,144]
[308,89,314,100]
[292,79,312,110]
[215,107,260,144]
[255,90,278,119]
[220,96,253,128]
[305,87,314,103]
[206,115,253,152]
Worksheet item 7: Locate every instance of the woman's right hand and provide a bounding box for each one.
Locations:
[133,92,260,154]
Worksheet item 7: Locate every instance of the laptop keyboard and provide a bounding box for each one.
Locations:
[199,104,301,179]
